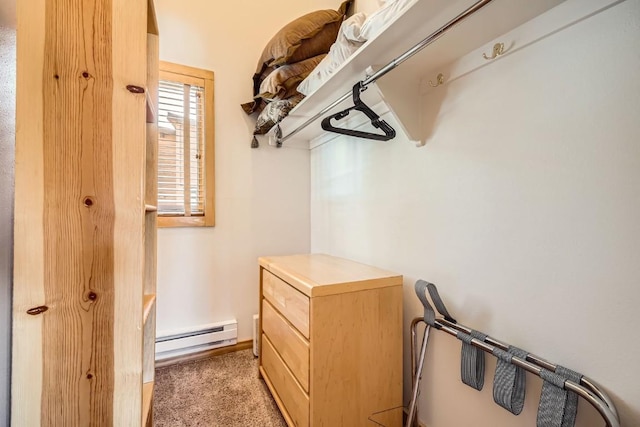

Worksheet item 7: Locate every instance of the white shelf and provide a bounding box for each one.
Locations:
[272,0,566,147]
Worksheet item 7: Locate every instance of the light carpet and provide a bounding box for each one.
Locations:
[154,349,286,427]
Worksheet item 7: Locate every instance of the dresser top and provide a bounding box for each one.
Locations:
[259,254,403,297]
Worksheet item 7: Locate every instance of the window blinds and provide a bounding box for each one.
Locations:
[157,79,206,216]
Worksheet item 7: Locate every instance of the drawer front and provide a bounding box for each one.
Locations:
[262,335,309,427]
[263,270,309,338]
[262,299,310,392]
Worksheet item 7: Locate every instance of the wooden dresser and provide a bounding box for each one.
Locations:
[258,254,403,427]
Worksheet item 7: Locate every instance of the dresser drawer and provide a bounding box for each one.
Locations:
[263,270,309,338]
[262,335,309,427]
[262,299,310,392]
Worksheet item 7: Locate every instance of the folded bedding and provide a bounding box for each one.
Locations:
[244,0,415,147]
[250,94,305,148]
[258,54,326,101]
[297,0,414,96]
[250,0,353,97]
[244,1,353,146]
[359,0,414,41]
[241,54,326,116]
[253,94,305,136]
[297,12,367,96]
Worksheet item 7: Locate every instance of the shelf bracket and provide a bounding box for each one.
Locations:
[367,66,425,147]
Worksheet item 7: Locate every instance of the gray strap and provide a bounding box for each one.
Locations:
[492,346,528,415]
[414,280,437,326]
[460,330,488,391]
[556,367,581,427]
[537,366,583,427]
[425,282,456,323]
[414,280,457,328]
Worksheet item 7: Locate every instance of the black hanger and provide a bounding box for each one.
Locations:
[321,81,396,141]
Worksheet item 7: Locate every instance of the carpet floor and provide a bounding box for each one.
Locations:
[154,349,287,427]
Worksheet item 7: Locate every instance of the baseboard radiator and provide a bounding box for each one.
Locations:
[155,320,237,361]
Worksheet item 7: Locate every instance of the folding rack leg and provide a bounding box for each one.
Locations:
[407,318,430,427]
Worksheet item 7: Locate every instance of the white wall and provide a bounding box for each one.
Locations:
[311,0,640,426]
[0,25,15,427]
[153,0,334,339]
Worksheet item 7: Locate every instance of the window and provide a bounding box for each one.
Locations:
[157,61,215,227]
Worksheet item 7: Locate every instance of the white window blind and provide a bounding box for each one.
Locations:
[157,79,206,216]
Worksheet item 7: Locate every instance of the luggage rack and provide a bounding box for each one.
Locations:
[368,280,620,427]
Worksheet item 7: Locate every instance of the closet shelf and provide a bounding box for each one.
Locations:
[273,0,565,147]
[143,294,156,324]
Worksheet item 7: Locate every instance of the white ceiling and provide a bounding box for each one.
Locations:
[0,0,16,29]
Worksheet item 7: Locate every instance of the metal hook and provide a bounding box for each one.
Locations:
[429,73,445,87]
[483,42,505,60]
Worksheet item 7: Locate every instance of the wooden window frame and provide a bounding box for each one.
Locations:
[157,61,215,227]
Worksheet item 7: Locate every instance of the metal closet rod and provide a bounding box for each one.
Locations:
[411,316,620,427]
[276,0,495,145]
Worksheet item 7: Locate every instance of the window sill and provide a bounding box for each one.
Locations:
[158,216,214,228]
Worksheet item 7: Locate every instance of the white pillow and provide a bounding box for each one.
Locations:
[297,13,368,96]
[340,12,368,42]
[359,0,414,41]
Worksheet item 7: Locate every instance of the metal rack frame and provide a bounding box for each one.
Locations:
[408,304,620,427]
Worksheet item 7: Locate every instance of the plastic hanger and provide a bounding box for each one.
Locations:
[321,81,396,141]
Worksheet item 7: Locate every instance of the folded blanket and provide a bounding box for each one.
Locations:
[297,0,415,96]
[297,13,368,96]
